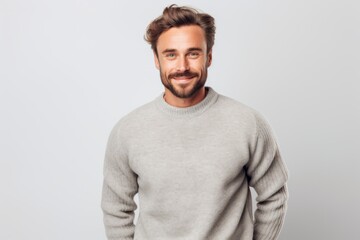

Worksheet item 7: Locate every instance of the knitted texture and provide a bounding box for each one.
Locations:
[101,87,289,240]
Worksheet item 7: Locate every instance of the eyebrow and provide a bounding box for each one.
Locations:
[187,47,203,52]
[161,49,177,54]
[161,47,204,55]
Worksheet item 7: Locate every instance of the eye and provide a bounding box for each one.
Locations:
[165,53,176,59]
[188,52,200,58]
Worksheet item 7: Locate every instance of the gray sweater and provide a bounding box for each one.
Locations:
[101,87,289,240]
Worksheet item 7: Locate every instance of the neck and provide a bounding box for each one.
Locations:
[163,87,207,108]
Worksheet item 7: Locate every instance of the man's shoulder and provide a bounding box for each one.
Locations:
[109,96,159,135]
[216,93,258,116]
[215,93,271,128]
[217,94,252,109]
[124,99,158,121]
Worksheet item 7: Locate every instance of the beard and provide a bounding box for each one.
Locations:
[159,67,208,99]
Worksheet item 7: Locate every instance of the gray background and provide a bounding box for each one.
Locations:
[1,0,359,239]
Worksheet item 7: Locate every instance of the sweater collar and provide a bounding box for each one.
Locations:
[155,86,219,118]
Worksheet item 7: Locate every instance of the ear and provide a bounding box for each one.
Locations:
[206,49,212,67]
[153,51,160,70]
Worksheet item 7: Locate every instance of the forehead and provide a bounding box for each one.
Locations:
[157,25,206,52]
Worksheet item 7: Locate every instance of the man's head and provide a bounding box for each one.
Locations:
[145,5,215,55]
[145,5,216,103]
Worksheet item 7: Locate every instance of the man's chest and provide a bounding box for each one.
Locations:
[126,122,252,193]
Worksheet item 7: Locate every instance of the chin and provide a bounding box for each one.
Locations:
[174,85,203,99]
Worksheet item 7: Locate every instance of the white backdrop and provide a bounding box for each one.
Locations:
[1,0,359,239]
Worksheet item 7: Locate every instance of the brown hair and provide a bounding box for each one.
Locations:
[145,4,216,55]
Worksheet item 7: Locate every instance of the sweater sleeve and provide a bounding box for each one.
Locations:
[101,125,138,240]
[246,112,289,240]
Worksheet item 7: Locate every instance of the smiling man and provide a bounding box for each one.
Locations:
[155,24,210,107]
[101,5,289,240]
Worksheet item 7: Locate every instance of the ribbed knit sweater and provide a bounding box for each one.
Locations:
[101,87,289,240]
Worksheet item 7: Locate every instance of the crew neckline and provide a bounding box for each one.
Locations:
[155,86,219,118]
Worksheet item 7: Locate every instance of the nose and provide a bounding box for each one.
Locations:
[177,55,189,72]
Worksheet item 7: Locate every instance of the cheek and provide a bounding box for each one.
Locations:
[191,59,207,70]
[193,63,206,74]
[162,63,179,76]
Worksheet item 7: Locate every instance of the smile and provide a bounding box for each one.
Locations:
[172,76,195,84]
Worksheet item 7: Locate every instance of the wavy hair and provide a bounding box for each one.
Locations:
[145,4,216,55]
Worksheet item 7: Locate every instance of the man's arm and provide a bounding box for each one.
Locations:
[246,112,289,240]
[101,126,138,240]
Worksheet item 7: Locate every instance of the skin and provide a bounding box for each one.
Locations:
[154,25,212,108]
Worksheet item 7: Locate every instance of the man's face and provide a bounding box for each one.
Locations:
[154,25,212,99]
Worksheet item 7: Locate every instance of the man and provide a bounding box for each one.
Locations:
[101,5,289,240]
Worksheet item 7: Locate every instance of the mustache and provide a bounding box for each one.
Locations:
[168,70,198,79]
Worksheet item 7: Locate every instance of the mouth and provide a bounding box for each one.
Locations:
[173,75,195,82]
[170,73,198,85]
[172,77,195,85]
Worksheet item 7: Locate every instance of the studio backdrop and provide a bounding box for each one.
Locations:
[1,0,359,239]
